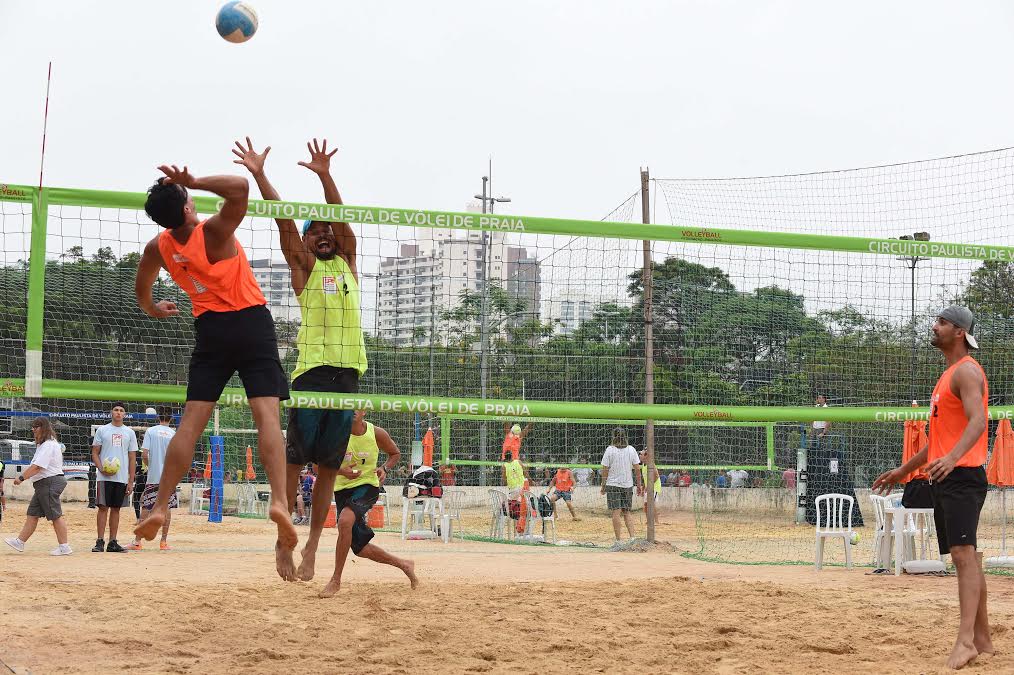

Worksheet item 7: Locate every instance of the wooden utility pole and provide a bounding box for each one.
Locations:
[641,168,656,543]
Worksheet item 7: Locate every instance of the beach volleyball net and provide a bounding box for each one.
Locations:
[4,147,1014,559]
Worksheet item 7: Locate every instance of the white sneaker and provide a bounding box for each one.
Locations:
[4,537,25,552]
[50,544,73,556]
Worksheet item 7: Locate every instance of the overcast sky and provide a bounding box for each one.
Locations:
[3,1,1013,215]
[2,1,1014,326]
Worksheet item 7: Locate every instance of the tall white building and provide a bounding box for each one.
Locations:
[549,298,596,335]
[377,233,541,346]
[249,259,301,323]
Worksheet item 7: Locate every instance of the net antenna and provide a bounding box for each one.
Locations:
[38,62,52,191]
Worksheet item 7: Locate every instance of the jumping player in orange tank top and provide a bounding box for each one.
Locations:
[132,164,299,581]
[873,305,992,669]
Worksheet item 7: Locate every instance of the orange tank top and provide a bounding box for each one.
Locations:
[501,434,521,461]
[928,355,988,467]
[158,222,266,317]
[901,419,929,482]
[554,469,574,492]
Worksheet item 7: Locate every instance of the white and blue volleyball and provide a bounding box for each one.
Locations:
[216,2,258,43]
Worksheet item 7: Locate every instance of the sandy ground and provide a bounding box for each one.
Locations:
[3,504,1014,674]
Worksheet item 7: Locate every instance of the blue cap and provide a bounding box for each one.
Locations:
[302,219,313,235]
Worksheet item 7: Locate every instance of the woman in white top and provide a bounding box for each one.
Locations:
[3,417,72,555]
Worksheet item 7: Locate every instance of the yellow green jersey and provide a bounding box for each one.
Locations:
[505,459,525,490]
[293,255,368,380]
[335,422,380,491]
[641,463,662,493]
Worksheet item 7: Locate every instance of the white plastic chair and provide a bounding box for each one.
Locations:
[189,483,208,514]
[442,489,466,541]
[814,493,856,570]
[487,489,511,540]
[236,483,257,515]
[875,490,934,569]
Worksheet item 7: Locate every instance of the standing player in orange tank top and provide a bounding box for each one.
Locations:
[132,164,300,581]
[874,305,992,669]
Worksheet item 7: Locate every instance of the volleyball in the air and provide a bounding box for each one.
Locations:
[511,424,522,435]
[216,2,258,43]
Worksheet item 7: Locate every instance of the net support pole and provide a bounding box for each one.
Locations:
[209,435,224,523]
[766,424,775,470]
[25,187,48,398]
[641,168,656,543]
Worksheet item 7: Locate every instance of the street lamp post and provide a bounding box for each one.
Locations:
[474,168,511,486]
[897,232,930,402]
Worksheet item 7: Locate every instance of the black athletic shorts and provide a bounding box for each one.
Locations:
[188,305,290,402]
[334,484,380,555]
[902,478,934,509]
[96,481,130,508]
[286,366,358,468]
[930,466,987,554]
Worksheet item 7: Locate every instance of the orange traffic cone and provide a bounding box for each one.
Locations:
[245,445,256,481]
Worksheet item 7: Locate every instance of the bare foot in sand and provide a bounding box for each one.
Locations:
[974,634,995,658]
[134,509,166,541]
[402,560,419,589]
[269,503,299,551]
[318,577,341,598]
[275,540,296,581]
[946,639,978,670]
[297,546,316,581]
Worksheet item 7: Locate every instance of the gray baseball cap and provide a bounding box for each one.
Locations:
[937,305,978,349]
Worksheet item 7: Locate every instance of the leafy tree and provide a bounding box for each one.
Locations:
[627,258,736,361]
[962,261,1014,317]
[91,247,117,267]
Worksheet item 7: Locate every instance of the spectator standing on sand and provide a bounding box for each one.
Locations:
[600,429,644,543]
[127,408,178,551]
[4,417,72,555]
[91,402,138,553]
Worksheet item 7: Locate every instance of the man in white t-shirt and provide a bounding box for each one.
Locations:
[90,402,138,553]
[128,408,177,551]
[573,456,593,488]
[600,429,644,542]
[729,469,750,488]
[813,394,830,447]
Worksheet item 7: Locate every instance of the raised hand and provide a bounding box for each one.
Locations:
[297,138,338,176]
[231,136,271,176]
[157,164,196,188]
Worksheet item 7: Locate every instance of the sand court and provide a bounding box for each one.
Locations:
[3,503,1014,673]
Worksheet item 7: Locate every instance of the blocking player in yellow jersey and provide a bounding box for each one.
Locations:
[319,410,418,598]
[233,137,369,583]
